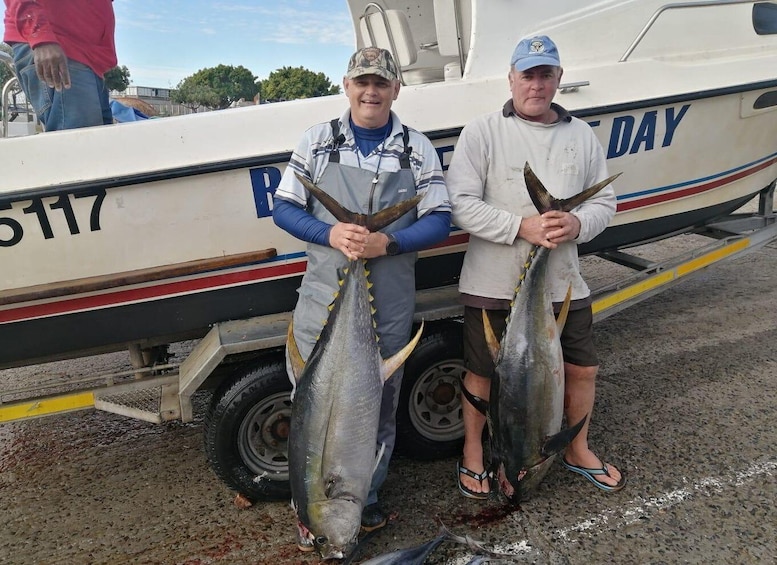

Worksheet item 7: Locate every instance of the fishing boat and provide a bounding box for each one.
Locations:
[2,0,777,371]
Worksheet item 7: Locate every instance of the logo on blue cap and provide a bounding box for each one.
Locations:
[511,35,561,72]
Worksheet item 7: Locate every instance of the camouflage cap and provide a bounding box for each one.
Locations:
[346,47,398,81]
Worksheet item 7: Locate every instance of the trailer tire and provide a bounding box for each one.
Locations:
[204,358,292,502]
[395,322,466,460]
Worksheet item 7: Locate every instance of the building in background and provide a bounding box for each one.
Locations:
[111,85,195,117]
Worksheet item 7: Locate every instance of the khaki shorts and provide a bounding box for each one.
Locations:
[462,305,599,378]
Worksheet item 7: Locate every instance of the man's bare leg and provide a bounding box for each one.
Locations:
[562,362,622,487]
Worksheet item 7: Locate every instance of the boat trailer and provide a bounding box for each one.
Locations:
[1,180,775,500]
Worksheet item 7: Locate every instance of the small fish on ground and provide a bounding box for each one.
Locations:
[344,523,500,565]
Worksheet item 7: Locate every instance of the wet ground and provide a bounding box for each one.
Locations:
[1,230,776,564]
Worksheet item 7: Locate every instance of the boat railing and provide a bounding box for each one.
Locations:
[358,1,463,84]
[619,0,759,62]
[1,50,15,137]
[360,2,409,84]
[1,50,35,138]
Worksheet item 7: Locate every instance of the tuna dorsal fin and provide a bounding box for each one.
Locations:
[541,413,587,458]
[380,320,424,381]
[522,162,622,214]
[286,320,305,383]
[556,284,573,333]
[481,309,501,364]
[295,173,422,231]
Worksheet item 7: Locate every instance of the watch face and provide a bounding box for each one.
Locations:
[387,238,400,256]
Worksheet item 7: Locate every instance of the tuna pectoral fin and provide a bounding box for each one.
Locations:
[286,320,305,383]
[381,321,425,381]
[556,285,573,333]
[372,442,387,475]
[541,414,588,458]
[482,309,501,364]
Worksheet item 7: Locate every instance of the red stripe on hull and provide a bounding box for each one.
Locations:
[618,158,777,212]
[0,262,308,324]
[0,235,472,324]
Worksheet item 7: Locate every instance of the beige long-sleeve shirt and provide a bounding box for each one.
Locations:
[447,101,617,305]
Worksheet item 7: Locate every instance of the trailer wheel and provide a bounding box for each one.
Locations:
[395,323,466,460]
[204,358,292,502]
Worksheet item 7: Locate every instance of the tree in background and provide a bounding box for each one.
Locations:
[173,64,259,110]
[104,65,131,92]
[260,66,340,103]
[0,43,14,89]
[171,81,221,113]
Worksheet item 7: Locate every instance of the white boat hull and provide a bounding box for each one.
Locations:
[1,0,776,368]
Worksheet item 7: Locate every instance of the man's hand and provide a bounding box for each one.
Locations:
[518,211,580,249]
[361,232,391,259]
[33,43,70,91]
[542,210,581,244]
[329,222,369,261]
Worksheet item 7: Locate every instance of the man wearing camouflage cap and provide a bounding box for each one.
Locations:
[274,47,451,549]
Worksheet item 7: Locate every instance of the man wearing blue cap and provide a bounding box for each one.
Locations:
[447,35,625,498]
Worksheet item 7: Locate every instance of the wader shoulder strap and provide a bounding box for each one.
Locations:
[399,125,412,170]
[328,118,345,163]
[329,119,412,170]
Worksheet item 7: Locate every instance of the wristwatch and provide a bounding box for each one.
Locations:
[385,234,400,256]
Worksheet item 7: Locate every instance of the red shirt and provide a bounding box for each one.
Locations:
[3,0,117,76]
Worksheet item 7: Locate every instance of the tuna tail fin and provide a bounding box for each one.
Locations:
[482,309,501,364]
[286,320,305,383]
[295,173,423,231]
[381,320,424,381]
[541,413,587,458]
[522,162,622,214]
[556,284,573,333]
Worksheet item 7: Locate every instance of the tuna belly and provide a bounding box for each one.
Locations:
[493,350,565,500]
[305,384,382,546]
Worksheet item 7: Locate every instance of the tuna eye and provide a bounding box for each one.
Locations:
[315,536,328,546]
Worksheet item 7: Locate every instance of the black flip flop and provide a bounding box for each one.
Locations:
[457,459,490,500]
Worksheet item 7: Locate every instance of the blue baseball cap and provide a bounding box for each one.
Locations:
[510,35,561,71]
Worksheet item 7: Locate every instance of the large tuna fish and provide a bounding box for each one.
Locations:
[482,163,620,503]
[287,174,424,559]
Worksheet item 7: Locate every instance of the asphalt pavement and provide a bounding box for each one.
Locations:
[1,235,775,564]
